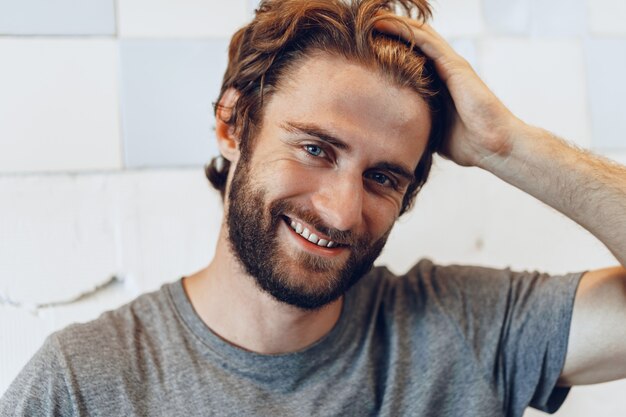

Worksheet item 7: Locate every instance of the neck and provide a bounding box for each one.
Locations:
[183,223,343,354]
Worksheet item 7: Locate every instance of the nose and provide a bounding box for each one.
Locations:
[311,172,364,232]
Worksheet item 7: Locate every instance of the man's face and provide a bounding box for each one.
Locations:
[226,52,432,310]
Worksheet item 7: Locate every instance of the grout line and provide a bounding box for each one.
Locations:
[115,39,126,170]
[0,34,116,39]
[0,166,207,179]
[113,0,120,37]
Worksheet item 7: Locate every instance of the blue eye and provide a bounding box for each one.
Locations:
[367,172,394,187]
[304,144,323,157]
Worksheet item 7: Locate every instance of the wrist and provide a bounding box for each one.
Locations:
[477,120,577,191]
[475,118,548,172]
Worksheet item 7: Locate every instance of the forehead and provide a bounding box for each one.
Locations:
[263,52,432,166]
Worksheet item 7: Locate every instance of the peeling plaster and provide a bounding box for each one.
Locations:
[0,275,122,311]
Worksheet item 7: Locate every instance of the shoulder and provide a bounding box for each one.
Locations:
[399,259,581,299]
[359,259,513,301]
[52,281,180,377]
[61,282,172,335]
[0,281,187,415]
[362,259,583,317]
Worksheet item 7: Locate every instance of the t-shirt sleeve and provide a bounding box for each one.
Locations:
[416,260,583,416]
[0,334,75,417]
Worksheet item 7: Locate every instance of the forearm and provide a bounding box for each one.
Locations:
[479,122,626,266]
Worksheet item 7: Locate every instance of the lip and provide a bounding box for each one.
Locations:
[281,217,347,257]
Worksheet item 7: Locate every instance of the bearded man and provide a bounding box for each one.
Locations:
[2,1,626,416]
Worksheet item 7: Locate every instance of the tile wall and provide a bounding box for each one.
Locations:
[1,1,625,414]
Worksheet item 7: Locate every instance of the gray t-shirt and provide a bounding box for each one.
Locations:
[0,259,583,417]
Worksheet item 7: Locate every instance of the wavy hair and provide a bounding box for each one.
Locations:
[206,0,450,215]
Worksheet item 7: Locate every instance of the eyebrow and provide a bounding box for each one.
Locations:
[281,121,350,150]
[281,120,416,184]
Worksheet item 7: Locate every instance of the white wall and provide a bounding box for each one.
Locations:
[1,0,625,415]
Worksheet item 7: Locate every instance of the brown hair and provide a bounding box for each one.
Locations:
[206,0,450,215]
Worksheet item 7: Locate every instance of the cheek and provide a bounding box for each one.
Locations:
[256,160,327,195]
[364,200,397,237]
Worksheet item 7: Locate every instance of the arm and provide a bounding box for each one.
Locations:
[485,123,626,386]
[375,16,626,385]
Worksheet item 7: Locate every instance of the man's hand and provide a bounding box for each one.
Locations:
[375,13,626,268]
[374,16,521,168]
[377,14,626,387]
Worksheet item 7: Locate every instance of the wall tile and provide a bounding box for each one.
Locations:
[116,169,222,292]
[380,158,495,274]
[379,157,615,276]
[483,0,531,35]
[588,0,626,36]
[0,0,115,35]
[120,40,227,168]
[479,171,617,273]
[0,175,119,306]
[529,0,586,37]
[118,0,248,38]
[431,0,484,38]
[480,38,591,148]
[0,169,220,308]
[0,39,122,173]
[585,39,626,150]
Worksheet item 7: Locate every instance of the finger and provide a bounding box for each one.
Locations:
[417,22,447,43]
[373,15,462,64]
[373,17,415,41]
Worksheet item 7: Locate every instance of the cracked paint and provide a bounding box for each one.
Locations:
[0,275,122,311]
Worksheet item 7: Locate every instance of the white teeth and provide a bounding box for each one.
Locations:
[287,218,339,248]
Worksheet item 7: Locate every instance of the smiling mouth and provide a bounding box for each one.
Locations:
[283,216,343,248]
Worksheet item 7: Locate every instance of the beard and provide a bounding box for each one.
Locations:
[226,159,391,311]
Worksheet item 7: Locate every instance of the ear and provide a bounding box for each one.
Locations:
[215,88,241,163]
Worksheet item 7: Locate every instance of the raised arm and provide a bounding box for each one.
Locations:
[374,15,626,386]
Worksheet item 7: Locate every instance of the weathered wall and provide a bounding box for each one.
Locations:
[1,0,625,415]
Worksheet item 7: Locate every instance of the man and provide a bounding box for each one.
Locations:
[2,0,625,416]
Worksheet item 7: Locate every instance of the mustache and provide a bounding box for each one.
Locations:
[269,200,369,247]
